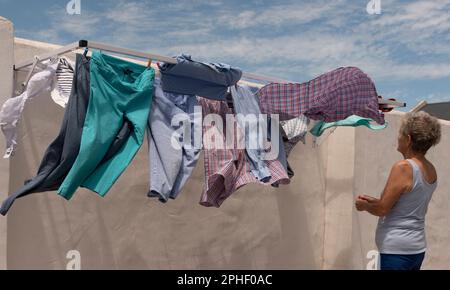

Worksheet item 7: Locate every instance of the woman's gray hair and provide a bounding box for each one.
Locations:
[400,111,441,154]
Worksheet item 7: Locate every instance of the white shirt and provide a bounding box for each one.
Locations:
[0,57,74,158]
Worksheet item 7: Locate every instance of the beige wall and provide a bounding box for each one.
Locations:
[323,113,450,269]
[0,16,14,270]
[6,37,327,270]
[6,87,326,269]
[353,112,450,270]
[1,32,449,269]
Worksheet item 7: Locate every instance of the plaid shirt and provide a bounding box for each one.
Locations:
[257,67,385,124]
[198,97,290,208]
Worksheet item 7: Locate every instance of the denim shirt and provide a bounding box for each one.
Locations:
[159,54,242,101]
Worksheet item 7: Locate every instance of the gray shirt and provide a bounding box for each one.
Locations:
[376,159,437,254]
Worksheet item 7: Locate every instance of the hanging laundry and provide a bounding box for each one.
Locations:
[229,84,294,184]
[282,130,307,157]
[0,57,75,158]
[198,97,290,208]
[147,78,201,202]
[159,54,242,101]
[270,116,311,182]
[270,120,295,183]
[0,56,83,214]
[280,115,309,141]
[310,115,388,137]
[0,60,53,158]
[230,84,271,182]
[0,54,136,215]
[279,115,309,158]
[58,51,155,200]
[51,57,75,107]
[257,67,385,124]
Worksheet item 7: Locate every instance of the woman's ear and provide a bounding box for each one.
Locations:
[407,134,412,146]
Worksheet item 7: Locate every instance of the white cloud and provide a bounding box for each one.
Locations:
[103,1,155,27]
[161,30,450,81]
[367,1,450,45]
[17,0,450,83]
[424,93,450,103]
[218,0,346,30]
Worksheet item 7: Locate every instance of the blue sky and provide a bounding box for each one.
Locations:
[1,0,450,110]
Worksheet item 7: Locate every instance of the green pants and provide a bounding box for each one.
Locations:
[58,51,154,199]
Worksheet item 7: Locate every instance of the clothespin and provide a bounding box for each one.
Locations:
[147,59,152,68]
[83,47,89,57]
[3,146,14,159]
[378,96,396,113]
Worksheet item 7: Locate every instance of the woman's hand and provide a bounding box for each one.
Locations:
[355,195,369,211]
[359,195,378,203]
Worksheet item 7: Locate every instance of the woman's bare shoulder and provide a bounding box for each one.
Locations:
[391,160,414,182]
[392,160,412,172]
[423,159,438,182]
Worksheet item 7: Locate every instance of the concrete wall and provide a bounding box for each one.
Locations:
[6,85,326,269]
[353,112,450,270]
[1,25,449,269]
[321,112,450,270]
[5,37,327,270]
[0,16,14,270]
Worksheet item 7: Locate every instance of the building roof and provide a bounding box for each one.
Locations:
[420,102,450,121]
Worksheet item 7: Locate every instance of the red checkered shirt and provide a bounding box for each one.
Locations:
[257,67,385,124]
[198,97,290,207]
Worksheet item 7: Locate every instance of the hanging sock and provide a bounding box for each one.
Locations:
[51,57,75,107]
[310,115,388,137]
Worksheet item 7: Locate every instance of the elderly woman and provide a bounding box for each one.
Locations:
[355,111,441,270]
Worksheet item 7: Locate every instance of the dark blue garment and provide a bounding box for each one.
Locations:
[159,54,242,101]
[380,252,425,270]
[0,54,134,215]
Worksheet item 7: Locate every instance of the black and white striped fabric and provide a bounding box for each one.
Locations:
[51,57,75,107]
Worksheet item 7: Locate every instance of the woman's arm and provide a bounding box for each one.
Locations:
[355,160,412,217]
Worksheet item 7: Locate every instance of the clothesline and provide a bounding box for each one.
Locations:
[13,39,406,109]
[1,48,397,215]
[14,40,291,84]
